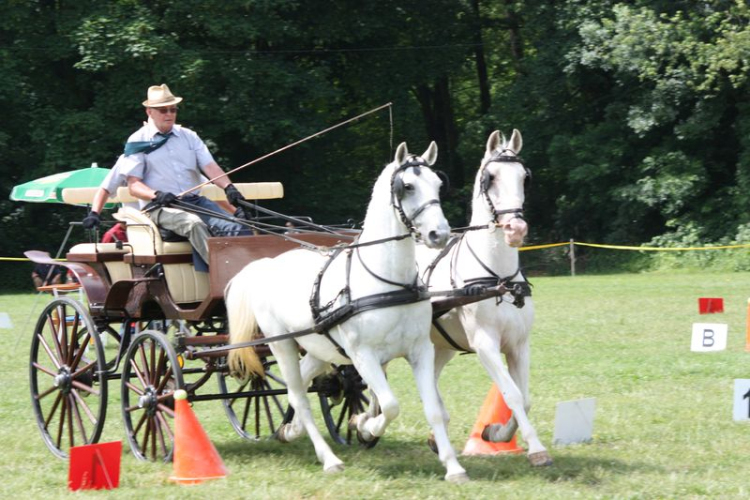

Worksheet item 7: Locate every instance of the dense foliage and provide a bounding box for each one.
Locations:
[2,0,749,286]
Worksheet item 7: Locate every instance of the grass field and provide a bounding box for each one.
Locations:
[1,271,749,499]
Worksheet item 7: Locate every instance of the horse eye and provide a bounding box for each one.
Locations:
[404,183,415,192]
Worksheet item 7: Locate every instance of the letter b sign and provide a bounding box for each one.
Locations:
[691,323,727,352]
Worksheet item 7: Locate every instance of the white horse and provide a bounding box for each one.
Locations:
[226,142,470,482]
[416,129,552,466]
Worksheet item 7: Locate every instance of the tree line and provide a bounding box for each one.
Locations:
[2,0,749,286]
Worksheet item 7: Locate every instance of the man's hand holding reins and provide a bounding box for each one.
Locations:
[152,191,177,208]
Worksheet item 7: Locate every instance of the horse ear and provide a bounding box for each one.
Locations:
[422,141,438,166]
[395,142,408,165]
[486,130,502,155]
[509,129,523,154]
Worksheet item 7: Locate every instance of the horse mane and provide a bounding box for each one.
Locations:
[361,160,399,234]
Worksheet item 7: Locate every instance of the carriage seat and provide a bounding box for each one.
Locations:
[66,242,132,284]
[113,207,208,304]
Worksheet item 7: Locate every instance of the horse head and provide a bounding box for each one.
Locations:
[474,129,530,248]
[388,141,450,249]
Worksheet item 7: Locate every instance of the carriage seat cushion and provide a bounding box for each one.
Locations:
[68,242,128,254]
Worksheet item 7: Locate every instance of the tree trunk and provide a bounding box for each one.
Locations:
[471,0,491,115]
[413,76,463,189]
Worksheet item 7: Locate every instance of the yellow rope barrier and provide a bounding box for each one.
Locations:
[2,240,749,262]
[519,242,569,251]
[573,242,750,252]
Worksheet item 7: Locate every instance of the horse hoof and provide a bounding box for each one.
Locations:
[445,472,470,484]
[274,423,295,443]
[427,434,438,454]
[528,451,553,467]
[348,413,365,430]
[349,413,375,443]
[324,463,345,474]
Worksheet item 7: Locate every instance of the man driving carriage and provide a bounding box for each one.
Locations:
[123,84,249,271]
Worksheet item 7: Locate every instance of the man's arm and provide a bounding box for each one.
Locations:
[81,187,111,229]
[127,176,158,201]
[91,187,111,214]
[202,161,247,211]
[202,161,232,189]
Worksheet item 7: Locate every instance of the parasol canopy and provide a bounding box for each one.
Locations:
[10,163,110,204]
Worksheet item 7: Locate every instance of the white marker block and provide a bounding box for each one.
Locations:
[553,398,596,445]
[0,312,12,329]
[733,379,750,422]
[691,323,727,352]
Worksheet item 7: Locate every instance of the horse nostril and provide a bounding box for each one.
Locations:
[428,229,448,247]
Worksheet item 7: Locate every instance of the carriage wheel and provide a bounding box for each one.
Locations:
[29,296,108,459]
[121,329,184,462]
[217,358,294,440]
[316,365,380,448]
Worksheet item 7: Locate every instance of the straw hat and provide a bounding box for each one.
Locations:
[142,84,183,108]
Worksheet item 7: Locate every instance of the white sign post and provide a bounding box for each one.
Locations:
[553,398,596,445]
[0,313,12,329]
[733,379,750,422]
[690,323,727,352]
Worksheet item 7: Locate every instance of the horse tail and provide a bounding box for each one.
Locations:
[226,272,265,379]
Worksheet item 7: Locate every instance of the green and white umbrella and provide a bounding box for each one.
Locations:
[10,163,110,204]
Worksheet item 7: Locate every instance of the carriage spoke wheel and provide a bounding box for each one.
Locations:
[317,365,381,448]
[121,330,184,462]
[218,358,293,440]
[30,297,107,459]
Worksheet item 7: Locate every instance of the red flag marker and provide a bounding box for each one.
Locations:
[68,441,122,491]
[698,298,724,314]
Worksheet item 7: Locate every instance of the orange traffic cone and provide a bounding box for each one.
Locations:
[169,390,228,485]
[463,384,524,456]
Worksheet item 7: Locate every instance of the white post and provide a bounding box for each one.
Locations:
[570,239,576,277]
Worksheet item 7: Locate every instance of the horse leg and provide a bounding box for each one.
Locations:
[473,333,552,467]
[427,347,456,454]
[270,340,344,473]
[347,351,399,442]
[506,338,532,416]
[408,340,468,483]
[277,353,329,443]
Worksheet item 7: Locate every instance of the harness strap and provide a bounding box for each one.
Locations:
[432,318,472,353]
[208,288,428,357]
[355,244,418,290]
[422,234,461,289]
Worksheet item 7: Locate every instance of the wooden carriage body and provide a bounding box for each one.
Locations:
[29,182,349,324]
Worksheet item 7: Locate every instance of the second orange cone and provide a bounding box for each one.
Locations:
[169,390,228,485]
[463,384,524,456]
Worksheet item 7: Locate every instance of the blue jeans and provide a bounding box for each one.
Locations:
[179,194,248,237]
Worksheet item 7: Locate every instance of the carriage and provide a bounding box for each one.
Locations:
[27,132,550,481]
[27,181,377,462]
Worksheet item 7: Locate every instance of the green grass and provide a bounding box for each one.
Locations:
[1,271,749,499]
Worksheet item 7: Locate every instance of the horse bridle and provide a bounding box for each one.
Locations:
[390,155,442,237]
[479,149,531,225]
